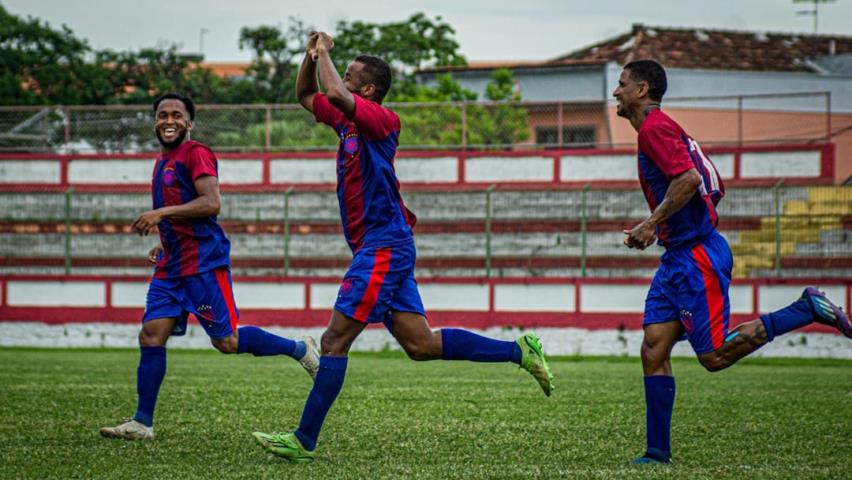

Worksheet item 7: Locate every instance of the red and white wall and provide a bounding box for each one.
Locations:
[1,275,849,358]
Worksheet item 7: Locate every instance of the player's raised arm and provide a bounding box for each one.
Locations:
[296,32,320,113]
[314,32,356,118]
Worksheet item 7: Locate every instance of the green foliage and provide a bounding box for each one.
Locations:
[2,348,851,479]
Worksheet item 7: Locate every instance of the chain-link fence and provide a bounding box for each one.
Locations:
[0,92,833,152]
[1,184,849,279]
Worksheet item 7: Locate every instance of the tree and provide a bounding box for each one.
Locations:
[237,18,313,103]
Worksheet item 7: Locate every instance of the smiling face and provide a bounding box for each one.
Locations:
[612,69,645,118]
[154,99,192,150]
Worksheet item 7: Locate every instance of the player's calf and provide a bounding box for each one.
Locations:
[697,320,768,372]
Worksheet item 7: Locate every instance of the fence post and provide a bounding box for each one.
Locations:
[773,179,785,278]
[64,187,75,274]
[283,186,294,276]
[580,183,591,277]
[62,106,71,151]
[485,184,497,278]
[461,103,468,150]
[737,96,743,147]
[265,106,272,152]
[557,102,564,148]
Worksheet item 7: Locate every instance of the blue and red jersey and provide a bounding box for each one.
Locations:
[151,140,230,278]
[313,93,416,252]
[637,109,725,248]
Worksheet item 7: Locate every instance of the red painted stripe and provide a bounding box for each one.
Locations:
[0,307,842,333]
[692,244,726,350]
[341,147,366,250]
[214,268,239,331]
[353,248,392,322]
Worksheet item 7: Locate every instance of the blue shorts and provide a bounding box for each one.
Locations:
[143,267,240,339]
[644,230,733,354]
[334,242,426,325]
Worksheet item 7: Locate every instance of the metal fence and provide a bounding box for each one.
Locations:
[0,92,832,153]
[1,184,849,279]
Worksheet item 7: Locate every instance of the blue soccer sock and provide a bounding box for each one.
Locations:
[237,326,304,358]
[441,328,520,364]
[759,296,814,342]
[643,375,675,462]
[133,345,166,427]
[294,355,348,451]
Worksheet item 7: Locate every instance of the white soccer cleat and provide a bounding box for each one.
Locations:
[299,336,320,381]
[99,419,155,440]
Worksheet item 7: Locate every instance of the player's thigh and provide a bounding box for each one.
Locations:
[139,317,179,346]
[320,310,367,355]
[141,277,185,343]
[185,267,240,341]
[678,237,732,355]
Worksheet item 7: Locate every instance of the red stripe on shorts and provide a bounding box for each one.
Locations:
[353,248,392,322]
[691,244,725,350]
[214,268,239,331]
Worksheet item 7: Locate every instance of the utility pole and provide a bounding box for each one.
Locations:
[794,0,836,34]
[199,28,210,55]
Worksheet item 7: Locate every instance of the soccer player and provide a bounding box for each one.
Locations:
[99,93,320,441]
[613,59,852,465]
[251,32,554,463]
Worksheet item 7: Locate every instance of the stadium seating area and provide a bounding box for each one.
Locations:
[1,184,849,279]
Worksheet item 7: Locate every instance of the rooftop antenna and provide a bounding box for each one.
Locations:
[199,28,210,56]
[794,0,836,34]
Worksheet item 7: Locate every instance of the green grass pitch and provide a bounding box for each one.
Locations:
[1,347,850,479]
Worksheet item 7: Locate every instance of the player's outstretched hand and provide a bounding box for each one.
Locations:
[132,210,163,236]
[147,245,163,264]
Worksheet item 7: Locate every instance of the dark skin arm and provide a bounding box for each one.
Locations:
[314,33,356,118]
[296,32,320,113]
[623,168,702,249]
[131,175,221,236]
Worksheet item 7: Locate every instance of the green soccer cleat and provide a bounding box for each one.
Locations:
[517,333,555,396]
[253,431,315,464]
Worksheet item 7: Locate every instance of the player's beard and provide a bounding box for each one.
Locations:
[156,128,188,149]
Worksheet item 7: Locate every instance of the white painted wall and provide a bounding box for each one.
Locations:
[465,156,553,182]
[740,151,822,178]
[2,322,848,358]
[0,160,60,184]
[270,159,336,183]
[8,281,105,307]
[396,157,457,183]
[561,155,635,181]
[68,159,151,184]
[218,159,264,184]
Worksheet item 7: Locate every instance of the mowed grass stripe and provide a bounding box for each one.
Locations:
[0,348,850,479]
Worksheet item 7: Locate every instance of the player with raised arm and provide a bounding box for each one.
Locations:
[99,93,319,441]
[251,32,554,463]
[613,59,851,465]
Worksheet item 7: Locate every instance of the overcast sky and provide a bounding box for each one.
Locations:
[5,0,852,62]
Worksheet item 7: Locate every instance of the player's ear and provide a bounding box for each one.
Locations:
[637,81,650,99]
[186,119,193,132]
[362,83,376,100]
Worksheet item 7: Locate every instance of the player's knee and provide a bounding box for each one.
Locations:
[402,343,430,361]
[211,336,238,354]
[698,353,727,372]
[320,330,347,356]
[138,327,166,347]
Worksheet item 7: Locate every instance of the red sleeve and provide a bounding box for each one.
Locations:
[352,95,400,140]
[313,93,346,127]
[187,145,218,180]
[638,122,694,179]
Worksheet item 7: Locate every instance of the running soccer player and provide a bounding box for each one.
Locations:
[613,59,852,465]
[99,93,320,441]
[251,32,554,463]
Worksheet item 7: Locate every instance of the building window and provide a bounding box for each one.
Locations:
[535,126,596,148]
